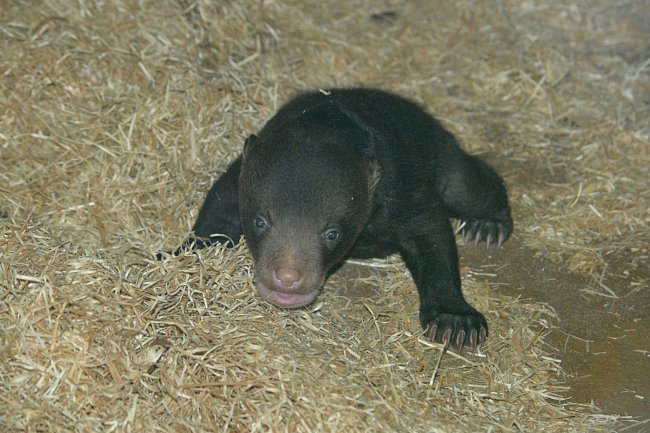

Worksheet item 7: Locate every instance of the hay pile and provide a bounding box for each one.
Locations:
[1,0,647,431]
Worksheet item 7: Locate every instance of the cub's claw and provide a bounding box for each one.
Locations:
[460,214,513,247]
[421,306,488,350]
[155,234,236,261]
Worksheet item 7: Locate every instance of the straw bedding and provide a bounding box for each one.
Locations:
[1,0,647,431]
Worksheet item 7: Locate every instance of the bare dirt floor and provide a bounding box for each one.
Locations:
[1,1,649,432]
[461,241,650,424]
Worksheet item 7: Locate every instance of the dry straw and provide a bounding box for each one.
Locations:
[1,0,647,432]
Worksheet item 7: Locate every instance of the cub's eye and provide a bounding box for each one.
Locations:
[254,217,268,230]
[324,229,339,241]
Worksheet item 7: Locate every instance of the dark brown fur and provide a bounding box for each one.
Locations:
[169,88,513,349]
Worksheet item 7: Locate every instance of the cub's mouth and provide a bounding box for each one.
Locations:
[255,283,319,308]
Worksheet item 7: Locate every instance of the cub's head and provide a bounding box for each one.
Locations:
[239,108,380,308]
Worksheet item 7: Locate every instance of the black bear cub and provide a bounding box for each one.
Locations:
[177,88,513,350]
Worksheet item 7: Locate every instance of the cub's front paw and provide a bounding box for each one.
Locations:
[420,305,488,350]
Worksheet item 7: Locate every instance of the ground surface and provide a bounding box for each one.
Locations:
[1,1,648,432]
[462,241,650,421]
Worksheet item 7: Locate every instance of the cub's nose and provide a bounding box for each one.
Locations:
[273,267,304,289]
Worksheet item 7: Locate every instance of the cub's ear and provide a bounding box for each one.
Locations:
[242,134,259,160]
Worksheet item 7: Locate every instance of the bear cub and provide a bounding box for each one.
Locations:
[173,88,513,350]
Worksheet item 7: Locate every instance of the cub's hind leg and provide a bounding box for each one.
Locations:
[436,149,513,246]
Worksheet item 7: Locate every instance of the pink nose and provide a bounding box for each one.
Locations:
[273,267,304,289]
